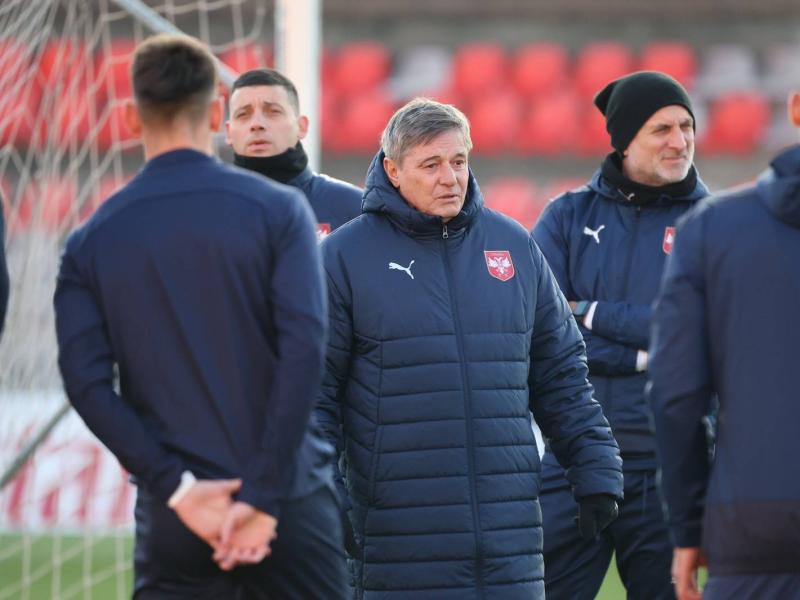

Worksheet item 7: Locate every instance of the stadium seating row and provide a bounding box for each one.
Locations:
[1,37,795,155]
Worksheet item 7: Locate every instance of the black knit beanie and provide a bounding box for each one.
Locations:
[594,71,695,154]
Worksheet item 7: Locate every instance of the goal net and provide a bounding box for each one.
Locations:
[0,1,273,597]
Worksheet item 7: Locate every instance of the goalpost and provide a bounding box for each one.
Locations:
[0,1,320,597]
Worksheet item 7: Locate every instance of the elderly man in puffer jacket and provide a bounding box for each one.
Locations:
[315,98,623,600]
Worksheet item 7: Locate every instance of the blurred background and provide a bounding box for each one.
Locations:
[0,0,798,597]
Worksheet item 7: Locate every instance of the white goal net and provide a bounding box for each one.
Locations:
[0,1,273,597]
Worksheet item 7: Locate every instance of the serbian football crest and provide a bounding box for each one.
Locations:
[484,250,515,282]
[316,223,332,242]
[662,227,675,255]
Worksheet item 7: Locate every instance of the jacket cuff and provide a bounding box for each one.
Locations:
[237,483,283,520]
[148,460,185,504]
[672,523,703,548]
[622,346,639,373]
[569,463,624,500]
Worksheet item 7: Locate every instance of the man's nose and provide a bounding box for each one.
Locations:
[439,164,457,185]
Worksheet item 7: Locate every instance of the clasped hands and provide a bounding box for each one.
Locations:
[172,478,277,571]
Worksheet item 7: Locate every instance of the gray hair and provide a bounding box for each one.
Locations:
[381,98,472,164]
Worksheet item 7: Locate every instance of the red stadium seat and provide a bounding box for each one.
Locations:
[575,106,612,157]
[320,88,343,152]
[334,42,391,95]
[95,38,137,106]
[219,43,273,74]
[18,176,77,232]
[452,43,509,100]
[541,177,588,203]
[483,177,544,229]
[512,43,570,99]
[574,41,635,100]
[0,40,38,147]
[639,41,697,89]
[37,39,89,86]
[701,92,770,155]
[467,90,523,156]
[337,90,395,153]
[515,92,581,156]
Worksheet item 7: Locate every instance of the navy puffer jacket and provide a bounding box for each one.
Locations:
[316,151,622,599]
[533,161,708,469]
[649,145,800,574]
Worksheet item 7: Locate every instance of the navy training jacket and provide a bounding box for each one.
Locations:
[649,144,800,575]
[54,149,332,519]
[288,166,362,239]
[315,151,622,599]
[532,164,708,469]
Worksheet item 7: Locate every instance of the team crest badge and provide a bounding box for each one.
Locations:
[484,250,515,282]
[662,227,675,255]
[316,223,331,242]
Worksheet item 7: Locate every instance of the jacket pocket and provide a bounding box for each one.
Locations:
[367,425,384,506]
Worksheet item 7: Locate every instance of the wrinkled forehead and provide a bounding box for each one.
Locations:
[402,129,470,163]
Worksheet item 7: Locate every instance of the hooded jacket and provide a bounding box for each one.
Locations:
[315,150,622,599]
[532,159,708,469]
[649,144,800,574]
[289,166,362,238]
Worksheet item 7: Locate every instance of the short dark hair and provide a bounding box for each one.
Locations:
[131,33,218,125]
[230,68,300,114]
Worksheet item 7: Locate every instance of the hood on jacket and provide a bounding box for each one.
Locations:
[588,153,709,207]
[757,144,800,228]
[361,150,484,237]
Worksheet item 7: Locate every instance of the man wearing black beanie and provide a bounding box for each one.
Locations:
[226,68,362,240]
[532,71,709,600]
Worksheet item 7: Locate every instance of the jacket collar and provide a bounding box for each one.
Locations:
[140,148,214,174]
[589,152,708,207]
[361,150,483,238]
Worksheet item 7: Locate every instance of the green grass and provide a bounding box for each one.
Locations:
[0,533,133,600]
[0,534,678,599]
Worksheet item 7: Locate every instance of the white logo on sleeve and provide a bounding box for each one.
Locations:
[388,260,415,279]
[583,225,605,244]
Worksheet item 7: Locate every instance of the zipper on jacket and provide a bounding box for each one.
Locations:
[442,224,449,239]
[441,235,485,598]
[607,204,642,410]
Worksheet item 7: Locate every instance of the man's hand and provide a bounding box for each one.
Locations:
[172,479,241,547]
[568,301,577,311]
[576,494,618,540]
[213,501,278,571]
[672,546,706,600]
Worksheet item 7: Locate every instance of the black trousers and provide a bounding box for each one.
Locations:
[133,485,348,600]
[540,466,674,600]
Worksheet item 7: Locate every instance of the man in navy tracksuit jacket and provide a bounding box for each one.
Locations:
[315,98,623,599]
[225,68,362,241]
[649,92,800,599]
[532,72,709,599]
[54,34,346,599]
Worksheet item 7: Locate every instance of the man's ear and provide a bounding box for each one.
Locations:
[383,156,400,188]
[788,91,800,128]
[124,100,142,138]
[209,96,224,133]
[297,115,309,140]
